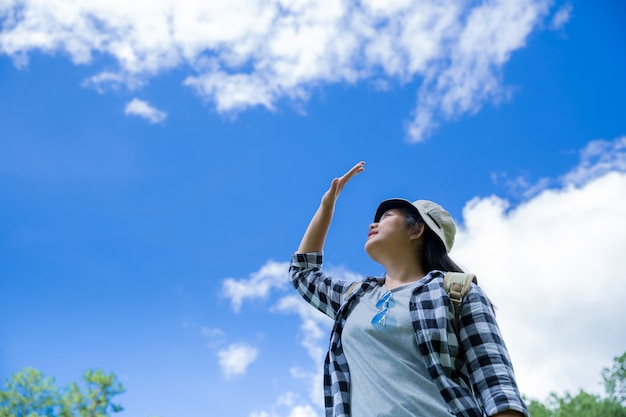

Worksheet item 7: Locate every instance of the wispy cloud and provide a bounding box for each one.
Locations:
[491,136,626,198]
[550,3,573,31]
[249,393,319,417]
[286,406,318,417]
[222,260,289,312]
[217,343,259,379]
[124,98,167,124]
[561,136,626,186]
[269,270,356,412]
[273,295,331,409]
[274,295,332,367]
[0,0,551,141]
[200,327,226,348]
[84,72,146,93]
[409,0,550,141]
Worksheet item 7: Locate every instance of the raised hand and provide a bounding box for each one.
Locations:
[297,161,366,253]
[321,161,365,208]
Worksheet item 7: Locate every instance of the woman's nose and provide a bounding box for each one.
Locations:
[369,223,377,230]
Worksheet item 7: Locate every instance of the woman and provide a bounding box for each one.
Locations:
[289,161,528,417]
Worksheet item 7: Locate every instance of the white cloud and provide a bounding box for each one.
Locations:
[285,405,319,417]
[124,98,167,123]
[0,0,551,141]
[562,136,626,186]
[273,295,332,365]
[250,404,318,417]
[272,293,334,408]
[250,394,320,417]
[84,71,146,93]
[222,260,290,312]
[217,343,259,379]
[452,138,626,399]
[410,0,549,141]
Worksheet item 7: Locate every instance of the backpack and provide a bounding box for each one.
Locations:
[443,272,477,335]
[344,272,477,334]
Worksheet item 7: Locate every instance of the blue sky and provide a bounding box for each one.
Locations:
[1,1,625,416]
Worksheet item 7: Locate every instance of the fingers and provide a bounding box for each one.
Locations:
[343,161,365,180]
[322,161,366,207]
[338,161,365,186]
[334,161,365,197]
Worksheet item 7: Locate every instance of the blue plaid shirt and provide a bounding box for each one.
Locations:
[290,252,529,417]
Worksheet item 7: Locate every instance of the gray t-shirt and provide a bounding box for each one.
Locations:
[342,282,454,417]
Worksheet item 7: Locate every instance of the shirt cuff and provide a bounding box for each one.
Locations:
[291,251,323,268]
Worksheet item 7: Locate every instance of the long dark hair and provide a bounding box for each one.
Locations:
[400,207,464,273]
[401,207,496,311]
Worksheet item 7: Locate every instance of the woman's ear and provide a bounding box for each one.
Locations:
[408,222,425,241]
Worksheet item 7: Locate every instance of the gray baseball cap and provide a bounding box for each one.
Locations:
[374,198,456,253]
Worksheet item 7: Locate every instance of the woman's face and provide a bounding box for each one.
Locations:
[364,209,416,256]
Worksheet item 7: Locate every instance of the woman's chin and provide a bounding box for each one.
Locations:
[364,240,379,259]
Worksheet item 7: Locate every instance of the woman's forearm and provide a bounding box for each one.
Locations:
[297,202,334,253]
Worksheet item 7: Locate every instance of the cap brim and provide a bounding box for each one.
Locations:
[374,198,419,222]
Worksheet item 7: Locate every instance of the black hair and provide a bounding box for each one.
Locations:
[399,207,464,273]
[399,206,495,311]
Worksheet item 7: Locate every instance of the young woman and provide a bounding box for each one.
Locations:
[289,161,528,417]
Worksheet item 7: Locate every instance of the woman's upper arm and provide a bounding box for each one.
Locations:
[289,252,351,319]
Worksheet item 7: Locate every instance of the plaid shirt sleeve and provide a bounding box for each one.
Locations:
[288,252,356,320]
[459,285,529,417]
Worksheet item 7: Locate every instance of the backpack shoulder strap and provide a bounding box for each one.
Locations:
[443,272,477,335]
[344,281,362,299]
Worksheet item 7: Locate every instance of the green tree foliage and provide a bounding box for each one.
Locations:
[527,351,626,417]
[603,352,626,406]
[526,398,552,417]
[0,369,57,417]
[0,369,124,417]
[549,390,626,417]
